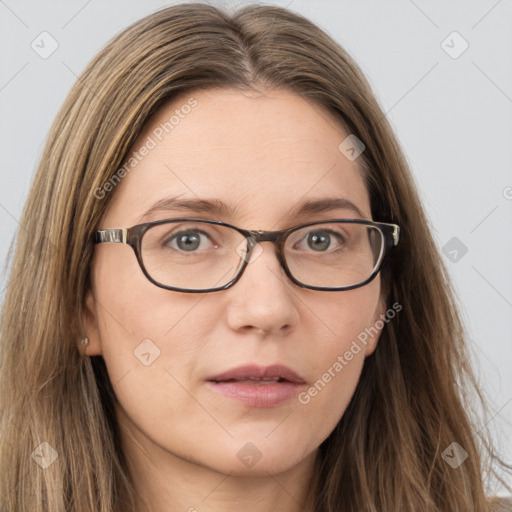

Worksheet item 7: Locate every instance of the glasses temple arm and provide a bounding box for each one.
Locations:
[95,228,128,244]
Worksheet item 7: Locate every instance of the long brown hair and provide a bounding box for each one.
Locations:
[0,3,509,511]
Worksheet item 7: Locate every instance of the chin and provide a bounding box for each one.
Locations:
[201,436,317,477]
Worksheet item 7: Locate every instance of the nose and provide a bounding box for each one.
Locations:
[225,241,300,335]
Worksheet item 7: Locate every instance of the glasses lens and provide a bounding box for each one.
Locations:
[140,220,385,291]
[284,222,384,288]
[140,221,247,290]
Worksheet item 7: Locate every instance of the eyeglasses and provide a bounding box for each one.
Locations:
[94,218,400,293]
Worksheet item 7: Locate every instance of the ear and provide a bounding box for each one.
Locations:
[80,287,103,356]
[364,295,387,357]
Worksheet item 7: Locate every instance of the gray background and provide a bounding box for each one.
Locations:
[0,0,511,491]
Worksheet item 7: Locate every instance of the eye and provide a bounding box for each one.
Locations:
[293,229,345,252]
[164,229,216,252]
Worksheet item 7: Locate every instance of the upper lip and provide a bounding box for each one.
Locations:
[207,364,306,384]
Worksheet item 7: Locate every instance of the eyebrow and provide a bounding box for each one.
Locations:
[136,196,368,224]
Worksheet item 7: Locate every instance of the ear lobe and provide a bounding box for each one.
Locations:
[81,288,103,356]
[364,296,387,357]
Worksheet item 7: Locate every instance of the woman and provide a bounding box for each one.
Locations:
[0,3,510,511]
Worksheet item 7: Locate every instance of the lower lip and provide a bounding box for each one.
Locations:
[206,380,304,407]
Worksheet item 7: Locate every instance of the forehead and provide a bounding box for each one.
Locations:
[103,88,371,228]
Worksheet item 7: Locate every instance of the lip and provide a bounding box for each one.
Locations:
[206,364,306,408]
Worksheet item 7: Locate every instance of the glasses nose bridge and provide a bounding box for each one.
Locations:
[247,229,289,254]
[244,229,288,266]
[249,229,281,243]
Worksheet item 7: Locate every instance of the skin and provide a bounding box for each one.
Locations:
[83,87,386,512]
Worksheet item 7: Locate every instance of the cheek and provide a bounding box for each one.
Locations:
[93,243,207,352]
[92,247,214,418]
[296,350,365,445]
[304,280,381,362]
[295,284,381,433]
[94,291,216,438]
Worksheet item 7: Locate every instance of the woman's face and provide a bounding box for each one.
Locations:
[84,88,386,477]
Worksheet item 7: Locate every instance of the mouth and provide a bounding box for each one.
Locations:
[212,377,288,384]
[206,364,306,408]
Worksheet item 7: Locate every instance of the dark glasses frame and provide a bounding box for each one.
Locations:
[94,218,400,293]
